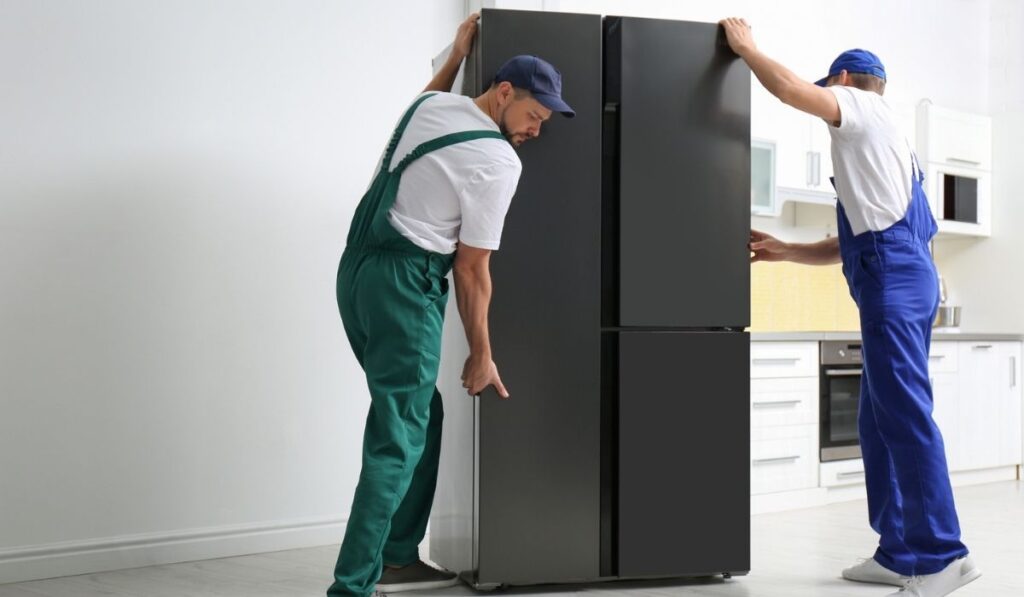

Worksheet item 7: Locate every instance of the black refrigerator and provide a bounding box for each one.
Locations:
[430,9,751,589]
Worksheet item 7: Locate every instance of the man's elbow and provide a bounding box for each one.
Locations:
[775,81,800,108]
[453,259,484,280]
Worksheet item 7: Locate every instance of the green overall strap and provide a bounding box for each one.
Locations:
[389,130,508,175]
[381,93,438,173]
[349,93,437,245]
[366,129,508,245]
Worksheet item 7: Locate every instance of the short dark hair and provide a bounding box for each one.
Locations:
[843,73,886,95]
[489,81,534,100]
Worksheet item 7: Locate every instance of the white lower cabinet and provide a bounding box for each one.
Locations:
[931,369,961,471]
[956,341,1022,470]
[751,424,818,494]
[751,376,818,428]
[749,342,820,504]
[996,342,1022,467]
[819,458,866,488]
[751,339,1023,513]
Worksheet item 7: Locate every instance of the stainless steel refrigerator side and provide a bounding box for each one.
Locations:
[428,293,477,577]
[427,41,479,580]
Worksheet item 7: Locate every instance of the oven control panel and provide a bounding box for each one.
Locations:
[820,341,863,365]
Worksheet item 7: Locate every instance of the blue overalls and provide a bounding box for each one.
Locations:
[834,152,970,576]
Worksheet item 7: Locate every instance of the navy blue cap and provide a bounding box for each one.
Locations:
[814,49,887,87]
[493,55,575,118]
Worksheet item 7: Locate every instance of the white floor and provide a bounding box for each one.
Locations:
[1,481,1021,597]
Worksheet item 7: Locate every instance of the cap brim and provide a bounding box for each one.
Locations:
[814,76,829,87]
[534,92,575,118]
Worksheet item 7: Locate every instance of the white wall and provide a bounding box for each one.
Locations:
[932,0,1024,331]
[0,0,464,583]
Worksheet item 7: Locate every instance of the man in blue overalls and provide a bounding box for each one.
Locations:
[721,17,981,597]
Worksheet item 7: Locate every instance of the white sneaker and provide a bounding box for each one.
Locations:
[885,556,982,597]
[842,557,907,586]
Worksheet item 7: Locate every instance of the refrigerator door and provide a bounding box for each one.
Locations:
[617,331,750,578]
[605,17,751,329]
[468,8,604,585]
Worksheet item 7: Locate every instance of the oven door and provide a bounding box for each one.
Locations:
[820,366,863,462]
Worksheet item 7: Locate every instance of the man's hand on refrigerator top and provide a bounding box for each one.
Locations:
[719,17,756,58]
[452,12,481,61]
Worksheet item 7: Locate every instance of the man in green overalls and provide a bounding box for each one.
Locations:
[328,14,575,597]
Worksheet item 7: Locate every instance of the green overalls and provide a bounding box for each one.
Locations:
[328,93,506,597]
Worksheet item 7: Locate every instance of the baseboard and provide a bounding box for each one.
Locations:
[758,466,1022,511]
[751,487,827,515]
[0,516,346,585]
[950,465,1019,487]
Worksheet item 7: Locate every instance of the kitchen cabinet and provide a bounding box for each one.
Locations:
[751,88,833,201]
[958,342,1003,469]
[751,339,1022,513]
[750,342,818,379]
[996,342,1022,466]
[930,370,960,471]
[916,103,993,237]
[751,425,818,495]
[819,458,866,488]
[808,117,834,191]
[918,104,992,171]
[751,139,776,216]
[934,341,1021,472]
[749,342,819,499]
[929,341,960,470]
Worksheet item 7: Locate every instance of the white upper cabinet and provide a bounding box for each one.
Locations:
[918,104,992,170]
[916,102,993,237]
[751,86,836,212]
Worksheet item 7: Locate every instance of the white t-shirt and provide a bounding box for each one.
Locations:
[826,86,915,236]
[382,92,522,254]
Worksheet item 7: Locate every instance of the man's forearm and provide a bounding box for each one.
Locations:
[453,267,493,357]
[788,237,842,265]
[738,47,805,105]
[424,52,465,94]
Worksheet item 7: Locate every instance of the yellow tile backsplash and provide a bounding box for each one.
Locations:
[750,261,861,332]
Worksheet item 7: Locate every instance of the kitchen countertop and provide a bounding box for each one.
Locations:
[751,331,1024,342]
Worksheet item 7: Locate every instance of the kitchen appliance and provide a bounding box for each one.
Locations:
[430,9,751,589]
[820,341,864,462]
[934,305,962,328]
[933,276,962,328]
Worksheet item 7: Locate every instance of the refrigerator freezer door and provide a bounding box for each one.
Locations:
[617,331,750,578]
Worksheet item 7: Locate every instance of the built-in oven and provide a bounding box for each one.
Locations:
[820,341,863,462]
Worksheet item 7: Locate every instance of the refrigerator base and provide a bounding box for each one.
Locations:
[459,570,751,591]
